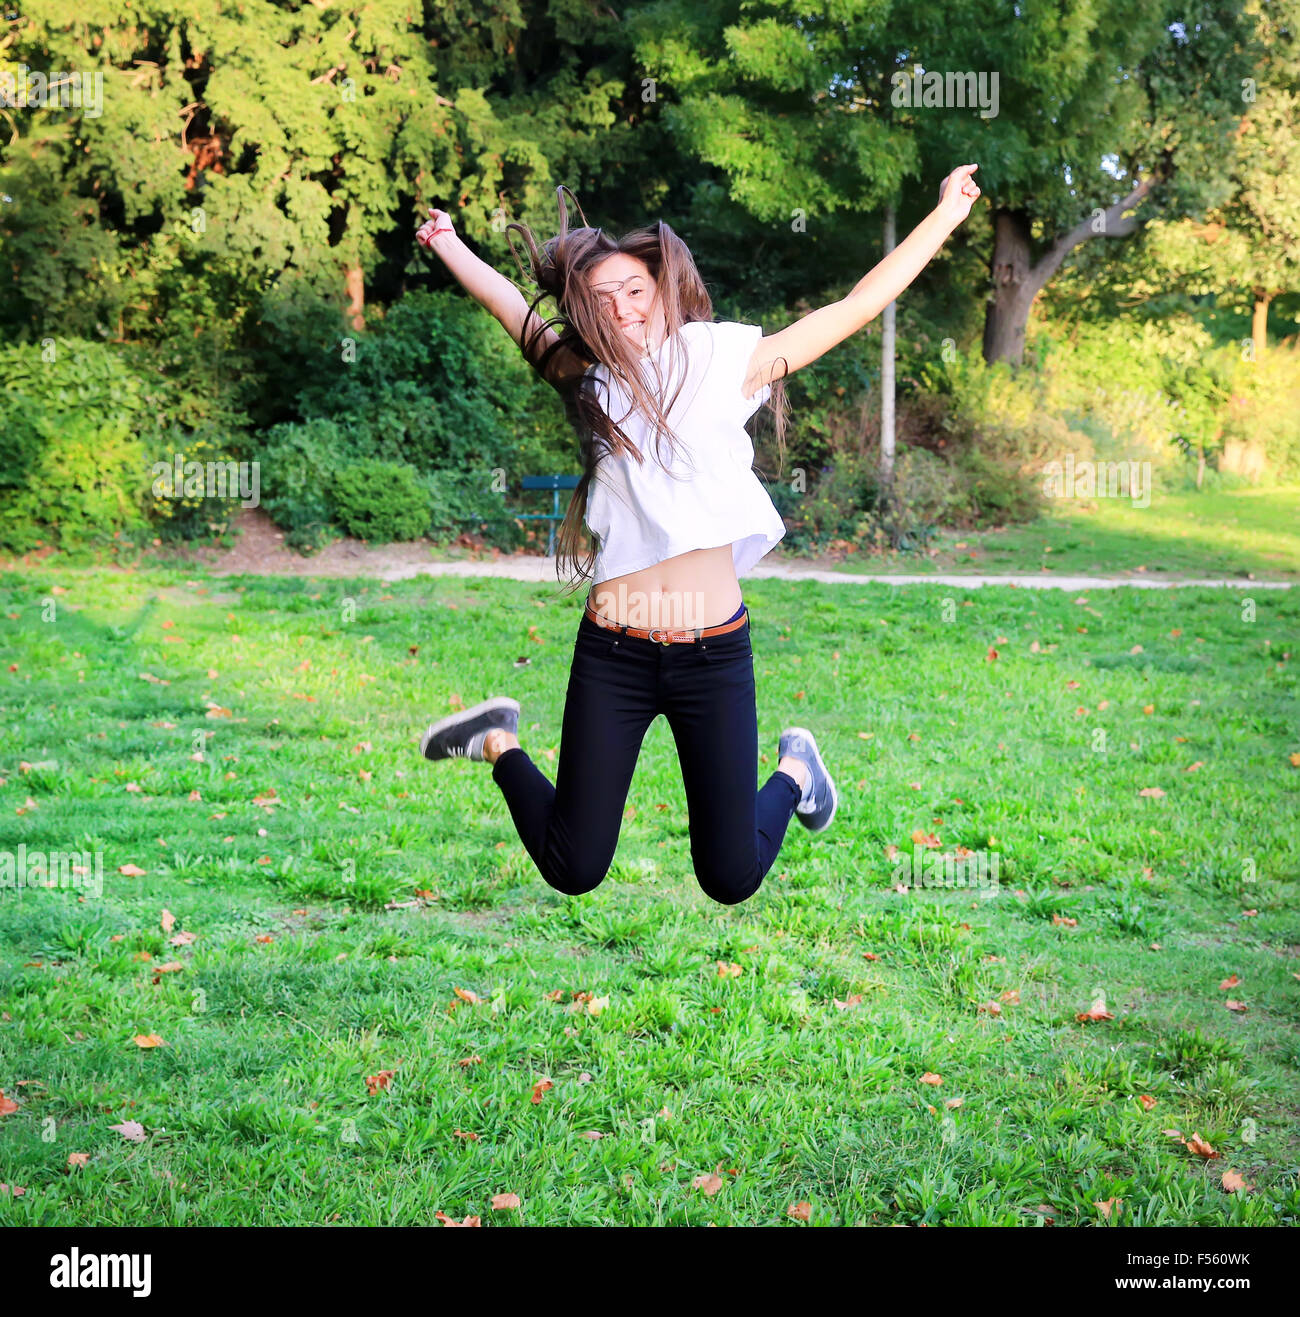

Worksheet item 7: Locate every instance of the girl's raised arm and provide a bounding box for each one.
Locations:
[416,207,586,387]
[741,165,982,398]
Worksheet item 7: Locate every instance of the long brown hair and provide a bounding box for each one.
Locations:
[504,185,788,592]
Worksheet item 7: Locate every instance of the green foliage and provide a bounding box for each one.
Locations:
[257,419,353,551]
[293,290,572,474]
[145,427,244,543]
[0,0,1293,566]
[1220,342,1300,482]
[331,460,430,544]
[0,337,160,550]
[0,415,148,552]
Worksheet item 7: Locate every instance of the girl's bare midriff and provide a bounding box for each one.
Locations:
[587,544,743,630]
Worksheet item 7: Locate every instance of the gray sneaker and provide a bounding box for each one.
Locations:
[778,726,837,832]
[420,697,520,762]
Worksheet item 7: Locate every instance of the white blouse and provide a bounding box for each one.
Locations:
[582,319,787,584]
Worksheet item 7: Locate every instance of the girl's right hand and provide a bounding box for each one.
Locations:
[936,165,980,227]
[416,206,457,250]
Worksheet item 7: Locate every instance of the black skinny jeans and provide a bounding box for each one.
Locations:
[491,606,802,904]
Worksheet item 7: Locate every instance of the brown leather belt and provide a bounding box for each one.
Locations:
[583,597,748,645]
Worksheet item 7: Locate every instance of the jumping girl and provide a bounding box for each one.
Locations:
[416,170,980,904]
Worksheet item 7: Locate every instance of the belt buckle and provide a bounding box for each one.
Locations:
[648,627,673,645]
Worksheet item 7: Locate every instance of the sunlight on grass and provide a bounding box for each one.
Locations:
[833,486,1300,579]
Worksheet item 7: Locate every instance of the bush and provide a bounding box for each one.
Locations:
[0,415,149,552]
[331,460,430,543]
[0,338,161,551]
[293,289,573,475]
[145,424,246,543]
[949,446,1044,526]
[1219,340,1300,482]
[258,419,354,551]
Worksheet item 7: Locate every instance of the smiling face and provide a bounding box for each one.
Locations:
[588,252,662,354]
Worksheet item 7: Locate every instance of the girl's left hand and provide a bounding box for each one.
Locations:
[937,164,981,226]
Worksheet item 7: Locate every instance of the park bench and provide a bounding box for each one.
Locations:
[511,474,580,555]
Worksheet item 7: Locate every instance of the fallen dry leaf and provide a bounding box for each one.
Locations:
[692,1173,724,1196]
[434,1211,481,1227]
[1221,1169,1252,1194]
[109,1120,146,1143]
[1185,1132,1219,1159]
[133,1033,165,1048]
[366,1070,395,1095]
[919,1072,943,1086]
[490,1192,521,1210]
[787,1201,812,1221]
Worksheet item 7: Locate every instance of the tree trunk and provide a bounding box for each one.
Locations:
[1252,289,1271,358]
[344,263,366,332]
[880,203,897,483]
[983,208,1037,365]
[982,174,1158,365]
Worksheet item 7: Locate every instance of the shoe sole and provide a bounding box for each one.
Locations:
[420,696,520,760]
[783,726,838,832]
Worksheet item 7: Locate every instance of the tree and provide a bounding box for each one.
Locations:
[627,0,1263,364]
[0,0,653,348]
[1219,0,1300,356]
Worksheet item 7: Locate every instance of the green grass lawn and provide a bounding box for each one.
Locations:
[1,568,1297,1226]
[825,485,1300,580]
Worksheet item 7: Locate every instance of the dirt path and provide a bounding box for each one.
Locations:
[135,508,1292,590]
